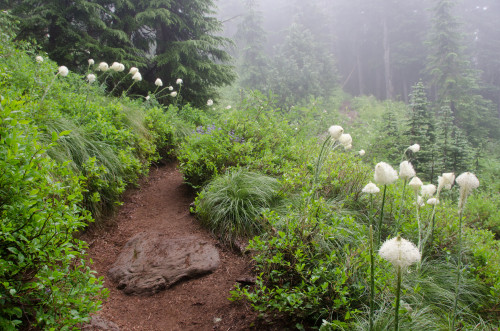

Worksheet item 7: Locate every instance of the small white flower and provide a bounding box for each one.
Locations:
[87,74,96,84]
[58,66,69,77]
[358,149,365,156]
[88,59,94,65]
[421,184,436,198]
[98,62,109,72]
[110,62,122,71]
[168,85,173,91]
[155,78,163,87]
[35,56,43,63]
[374,162,398,185]
[456,172,479,210]
[207,99,213,106]
[427,198,439,205]
[362,182,380,194]
[129,67,139,75]
[176,78,183,85]
[379,236,421,268]
[145,95,150,101]
[344,144,352,150]
[437,172,455,192]
[226,105,232,110]
[416,195,425,207]
[338,133,352,148]
[118,63,125,72]
[328,125,344,140]
[399,161,416,180]
[170,91,177,97]
[132,72,142,81]
[407,144,420,153]
[409,177,423,192]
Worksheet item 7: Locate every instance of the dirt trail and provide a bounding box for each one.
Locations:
[83,163,262,331]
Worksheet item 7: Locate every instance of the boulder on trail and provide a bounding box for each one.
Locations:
[108,232,220,295]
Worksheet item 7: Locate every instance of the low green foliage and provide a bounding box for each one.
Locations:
[195,168,280,244]
[0,101,105,329]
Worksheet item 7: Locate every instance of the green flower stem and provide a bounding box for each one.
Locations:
[395,265,402,331]
[377,185,387,247]
[369,225,375,331]
[415,192,422,254]
[109,73,130,96]
[122,81,137,99]
[452,209,464,330]
[395,179,407,234]
[40,73,59,104]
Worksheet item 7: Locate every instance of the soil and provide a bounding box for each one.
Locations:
[83,162,280,331]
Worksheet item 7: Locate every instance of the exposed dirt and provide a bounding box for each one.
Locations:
[83,163,277,331]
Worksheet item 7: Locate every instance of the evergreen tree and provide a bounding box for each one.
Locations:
[435,105,454,173]
[373,105,402,161]
[406,82,436,180]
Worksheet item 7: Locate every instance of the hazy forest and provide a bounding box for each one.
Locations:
[0,0,499,329]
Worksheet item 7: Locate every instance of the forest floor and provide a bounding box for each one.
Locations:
[83,162,280,331]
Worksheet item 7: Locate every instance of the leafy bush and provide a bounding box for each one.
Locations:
[0,100,105,329]
[195,168,280,244]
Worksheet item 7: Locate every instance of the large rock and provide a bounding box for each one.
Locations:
[108,232,220,295]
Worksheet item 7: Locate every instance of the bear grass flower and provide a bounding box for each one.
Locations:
[427,198,439,205]
[409,176,423,192]
[170,91,177,97]
[132,72,142,81]
[407,144,420,153]
[168,85,173,91]
[379,236,421,268]
[155,78,163,87]
[328,125,344,140]
[129,67,139,75]
[399,161,416,180]
[176,78,183,85]
[58,66,69,77]
[87,74,96,84]
[456,172,479,211]
[88,59,94,65]
[226,105,232,110]
[374,162,398,185]
[362,182,380,194]
[359,149,365,156]
[437,172,455,192]
[207,99,213,106]
[110,62,122,71]
[421,184,436,198]
[98,62,109,72]
[338,133,352,149]
[36,56,43,63]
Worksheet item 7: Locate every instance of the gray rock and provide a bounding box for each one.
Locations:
[82,315,120,331]
[108,232,220,295]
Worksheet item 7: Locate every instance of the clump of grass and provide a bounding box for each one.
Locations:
[195,168,281,244]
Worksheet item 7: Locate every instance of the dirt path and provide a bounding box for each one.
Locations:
[83,163,263,331]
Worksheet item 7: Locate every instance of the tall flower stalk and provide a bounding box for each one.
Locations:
[396,161,416,233]
[369,225,375,331]
[374,162,398,246]
[379,236,421,331]
[452,172,479,329]
[40,66,69,104]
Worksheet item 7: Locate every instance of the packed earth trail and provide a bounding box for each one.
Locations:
[83,163,268,331]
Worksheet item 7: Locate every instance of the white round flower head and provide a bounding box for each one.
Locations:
[132,72,142,81]
[207,99,214,106]
[358,149,365,156]
[399,161,416,180]
[176,78,183,85]
[117,63,125,72]
[437,172,455,193]
[98,62,109,72]
[362,182,380,194]
[408,176,423,192]
[35,56,43,63]
[168,85,173,91]
[416,195,425,207]
[408,144,420,153]
[427,198,439,205]
[456,172,479,210]
[129,67,139,75]
[87,74,96,84]
[155,78,163,87]
[110,62,121,71]
[338,133,352,148]
[344,144,352,150]
[328,125,344,140]
[58,66,69,77]
[374,162,398,185]
[226,105,232,110]
[421,184,436,198]
[145,95,150,101]
[88,59,94,65]
[379,236,421,268]
[170,91,177,97]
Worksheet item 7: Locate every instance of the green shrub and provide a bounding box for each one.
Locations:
[0,100,105,330]
[195,168,280,244]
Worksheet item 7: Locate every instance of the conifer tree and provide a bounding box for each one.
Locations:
[406,82,436,180]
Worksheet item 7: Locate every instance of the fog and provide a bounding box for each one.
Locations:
[216,0,500,109]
